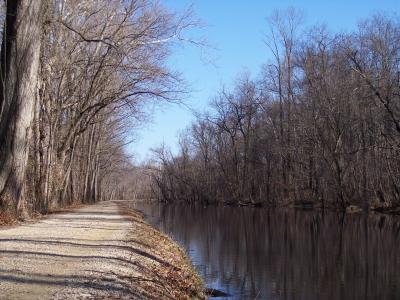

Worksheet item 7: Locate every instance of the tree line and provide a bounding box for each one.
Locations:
[151,11,400,211]
[0,0,194,218]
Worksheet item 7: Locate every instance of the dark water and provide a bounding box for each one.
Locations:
[130,201,400,300]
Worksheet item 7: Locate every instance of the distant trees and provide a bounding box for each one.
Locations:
[151,13,400,211]
[0,0,195,218]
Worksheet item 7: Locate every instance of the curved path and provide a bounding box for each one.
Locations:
[0,201,149,299]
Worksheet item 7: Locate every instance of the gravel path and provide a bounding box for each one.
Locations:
[0,201,148,299]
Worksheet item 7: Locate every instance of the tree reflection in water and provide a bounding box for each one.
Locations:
[132,202,400,300]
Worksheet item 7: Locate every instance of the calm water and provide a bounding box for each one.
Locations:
[130,201,400,300]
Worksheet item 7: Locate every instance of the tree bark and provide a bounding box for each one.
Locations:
[0,0,44,216]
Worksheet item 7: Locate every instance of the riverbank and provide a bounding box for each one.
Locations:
[149,198,400,215]
[119,202,205,299]
[0,201,204,299]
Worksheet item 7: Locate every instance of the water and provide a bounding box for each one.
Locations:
[130,201,400,300]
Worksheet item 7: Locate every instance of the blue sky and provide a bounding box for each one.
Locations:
[129,0,400,162]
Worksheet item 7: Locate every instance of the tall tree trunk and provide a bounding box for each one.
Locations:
[92,154,99,202]
[83,124,96,203]
[60,137,77,205]
[0,0,44,216]
[32,79,47,212]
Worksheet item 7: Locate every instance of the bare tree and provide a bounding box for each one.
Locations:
[151,14,400,213]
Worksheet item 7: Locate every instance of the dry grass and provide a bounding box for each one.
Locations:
[120,205,205,299]
[0,212,17,226]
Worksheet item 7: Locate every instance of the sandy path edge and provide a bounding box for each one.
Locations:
[0,200,204,300]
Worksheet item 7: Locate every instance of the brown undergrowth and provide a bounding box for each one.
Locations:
[0,203,88,227]
[119,204,205,299]
[0,212,17,226]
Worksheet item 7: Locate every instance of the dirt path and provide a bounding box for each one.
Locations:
[0,201,203,300]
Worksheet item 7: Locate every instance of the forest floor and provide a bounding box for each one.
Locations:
[0,201,204,299]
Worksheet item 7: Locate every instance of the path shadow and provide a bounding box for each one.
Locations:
[0,243,175,269]
[0,270,143,298]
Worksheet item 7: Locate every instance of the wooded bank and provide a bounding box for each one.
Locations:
[150,12,400,212]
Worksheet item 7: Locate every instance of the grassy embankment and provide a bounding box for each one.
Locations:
[118,204,205,299]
